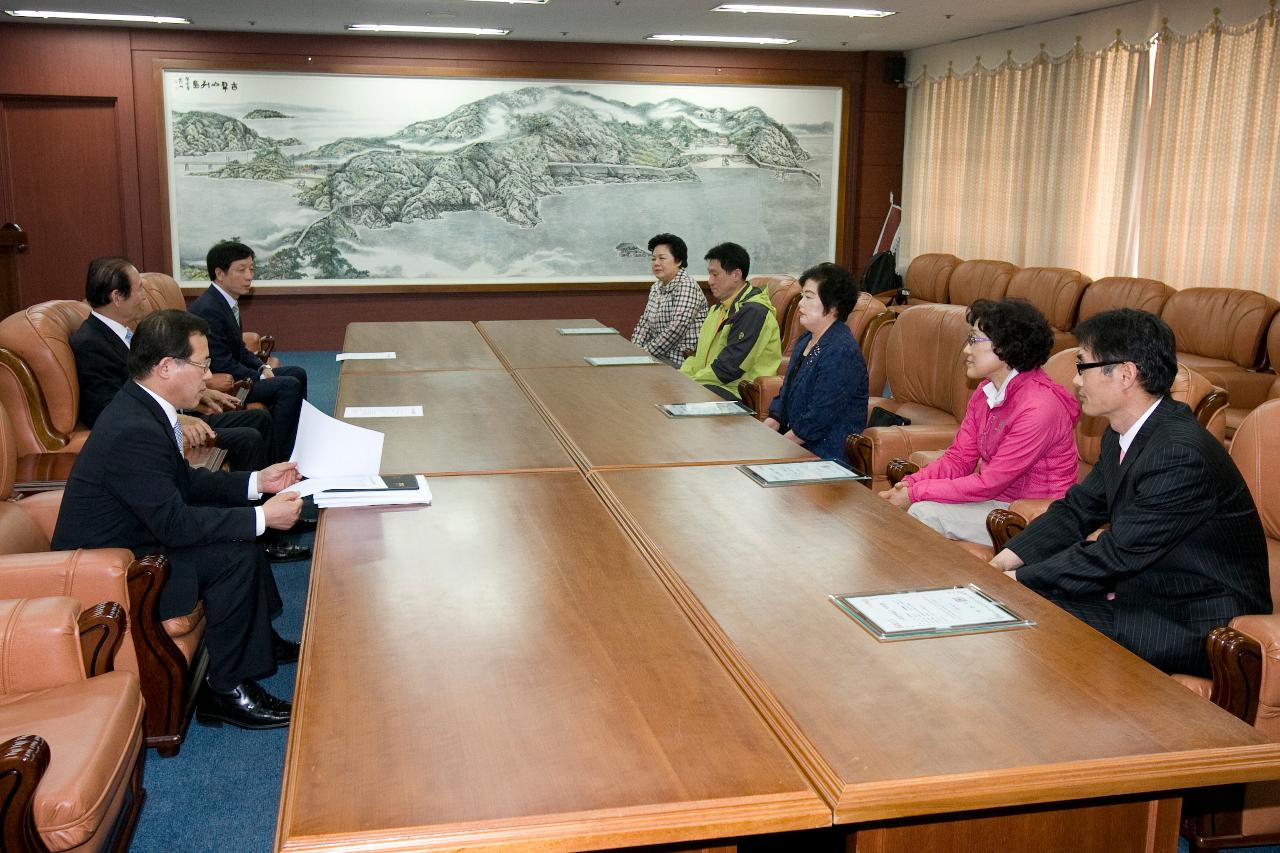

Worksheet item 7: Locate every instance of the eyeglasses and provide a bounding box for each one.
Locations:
[1075,360,1125,375]
[174,357,212,371]
[966,334,991,346]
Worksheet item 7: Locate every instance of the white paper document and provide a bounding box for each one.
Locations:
[314,474,432,509]
[658,401,751,417]
[829,585,1034,641]
[342,405,423,418]
[336,351,396,361]
[284,476,386,499]
[557,327,619,336]
[289,400,384,479]
[741,460,861,485]
[584,355,662,366]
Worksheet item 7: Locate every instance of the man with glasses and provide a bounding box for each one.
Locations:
[990,308,1269,677]
[631,233,707,366]
[53,309,304,729]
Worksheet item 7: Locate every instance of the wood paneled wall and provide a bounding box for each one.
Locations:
[0,23,904,349]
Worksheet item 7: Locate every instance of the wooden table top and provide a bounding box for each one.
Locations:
[594,465,1280,824]
[516,365,814,470]
[477,319,649,368]
[334,370,575,476]
[278,473,829,853]
[340,321,503,372]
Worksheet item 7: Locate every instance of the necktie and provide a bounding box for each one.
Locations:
[173,422,184,454]
[124,328,133,347]
[1119,448,1126,464]
[232,302,241,331]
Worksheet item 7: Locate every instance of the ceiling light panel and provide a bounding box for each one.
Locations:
[347,23,510,35]
[647,33,797,45]
[714,4,894,17]
[5,9,190,22]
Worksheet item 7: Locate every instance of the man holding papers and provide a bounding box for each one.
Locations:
[53,309,303,730]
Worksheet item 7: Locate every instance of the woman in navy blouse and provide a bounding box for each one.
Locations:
[763,262,868,464]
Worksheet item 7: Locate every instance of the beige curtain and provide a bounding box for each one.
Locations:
[1138,12,1280,296]
[901,43,1148,278]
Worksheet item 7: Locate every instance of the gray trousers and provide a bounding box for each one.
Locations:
[907,499,1009,546]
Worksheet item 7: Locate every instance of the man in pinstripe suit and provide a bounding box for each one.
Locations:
[990,309,1269,676]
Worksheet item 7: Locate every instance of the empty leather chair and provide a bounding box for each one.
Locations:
[1075,276,1174,324]
[0,301,91,458]
[1004,266,1091,353]
[0,595,144,853]
[1178,399,1280,851]
[1161,287,1279,439]
[844,304,974,491]
[879,253,960,311]
[946,259,1018,306]
[0,399,207,756]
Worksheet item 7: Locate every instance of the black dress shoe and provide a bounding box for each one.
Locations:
[264,541,311,562]
[196,679,290,730]
[272,630,300,664]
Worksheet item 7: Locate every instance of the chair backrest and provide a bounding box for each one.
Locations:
[138,272,187,314]
[884,304,973,421]
[846,291,889,348]
[1076,277,1175,323]
[948,259,1017,306]
[1042,348,1104,479]
[1228,399,1280,624]
[903,253,961,304]
[1005,267,1091,351]
[1161,287,1280,369]
[0,300,91,441]
[0,402,50,555]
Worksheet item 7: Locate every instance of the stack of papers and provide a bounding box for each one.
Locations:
[288,401,430,509]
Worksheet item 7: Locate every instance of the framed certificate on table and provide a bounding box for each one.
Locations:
[830,585,1035,641]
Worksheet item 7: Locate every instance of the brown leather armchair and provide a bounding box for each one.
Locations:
[738,291,893,419]
[946,259,1018,306]
[139,271,277,364]
[0,595,144,853]
[1178,399,1280,851]
[1075,276,1174,323]
[749,275,802,356]
[844,304,975,491]
[1004,266,1091,354]
[0,300,91,458]
[1161,287,1280,440]
[878,252,960,311]
[0,400,207,756]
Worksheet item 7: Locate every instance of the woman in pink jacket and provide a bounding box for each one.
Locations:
[878,298,1079,545]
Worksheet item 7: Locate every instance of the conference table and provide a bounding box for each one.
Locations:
[277,320,1280,853]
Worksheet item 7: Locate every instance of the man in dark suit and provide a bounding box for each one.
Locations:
[991,308,1270,676]
[53,309,303,729]
[70,257,309,563]
[189,240,308,462]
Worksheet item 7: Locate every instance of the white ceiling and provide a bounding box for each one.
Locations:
[2,0,1136,53]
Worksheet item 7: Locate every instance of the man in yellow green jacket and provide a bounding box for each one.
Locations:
[680,242,782,399]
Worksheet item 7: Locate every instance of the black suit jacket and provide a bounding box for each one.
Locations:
[1010,396,1270,662]
[69,314,131,428]
[189,285,262,382]
[52,382,255,610]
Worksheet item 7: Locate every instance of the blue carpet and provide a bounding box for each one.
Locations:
[130,351,334,853]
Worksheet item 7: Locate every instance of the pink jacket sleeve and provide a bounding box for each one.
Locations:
[905,386,1072,504]
[904,387,985,484]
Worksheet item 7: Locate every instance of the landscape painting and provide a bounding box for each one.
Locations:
[163,70,843,287]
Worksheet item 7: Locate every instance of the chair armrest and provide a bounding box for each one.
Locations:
[886,459,920,487]
[0,596,87,693]
[12,452,75,495]
[1199,623,1265,724]
[739,375,785,420]
[986,508,1028,553]
[77,601,126,678]
[0,734,51,853]
[844,424,960,490]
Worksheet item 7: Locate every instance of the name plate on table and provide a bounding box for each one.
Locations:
[738,460,866,487]
[657,401,752,418]
[342,405,423,418]
[336,351,397,361]
[830,585,1035,641]
[584,355,663,366]
[557,327,619,336]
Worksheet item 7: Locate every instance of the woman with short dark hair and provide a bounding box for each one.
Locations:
[879,298,1079,545]
[763,262,868,464]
